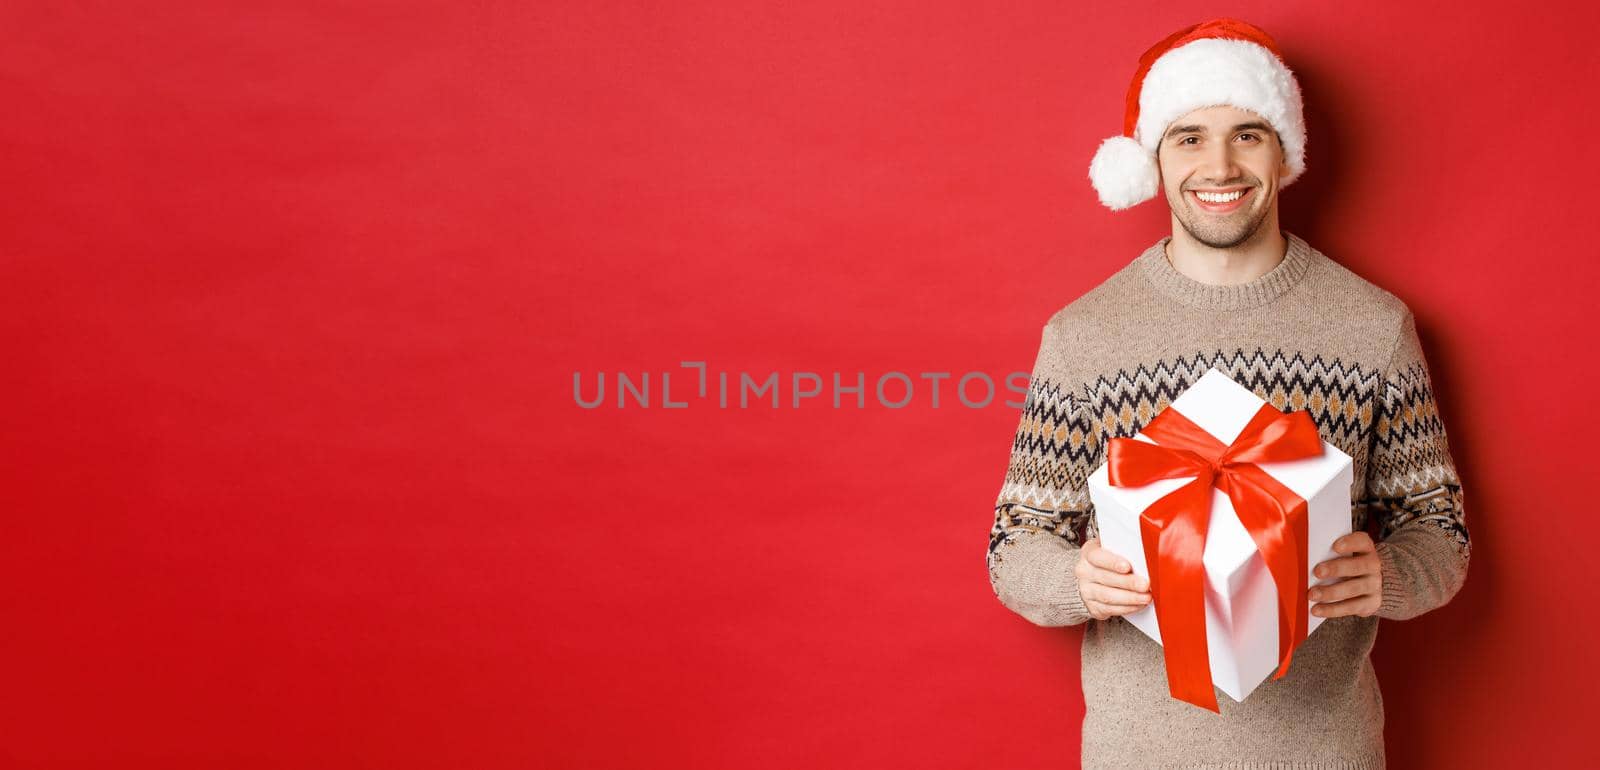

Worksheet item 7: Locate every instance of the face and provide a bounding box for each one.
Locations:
[1156,105,1292,249]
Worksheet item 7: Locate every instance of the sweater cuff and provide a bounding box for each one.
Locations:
[1376,526,1469,621]
[989,533,1091,627]
[1057,548,1090,620]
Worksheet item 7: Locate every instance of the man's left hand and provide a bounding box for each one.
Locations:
[1309,531,1382,618]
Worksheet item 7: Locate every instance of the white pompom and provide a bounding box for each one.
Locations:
[1087,135,1160,211]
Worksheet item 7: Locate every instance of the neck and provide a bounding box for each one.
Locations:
[1164,218,1289,286]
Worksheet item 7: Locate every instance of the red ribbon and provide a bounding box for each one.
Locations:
[1106,399,1325,713]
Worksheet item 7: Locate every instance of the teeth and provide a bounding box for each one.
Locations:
[1195,189,1245,203]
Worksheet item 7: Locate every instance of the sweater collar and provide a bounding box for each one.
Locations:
[1137,230,1317,311]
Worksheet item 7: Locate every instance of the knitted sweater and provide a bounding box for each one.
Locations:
[986,230,1470,769]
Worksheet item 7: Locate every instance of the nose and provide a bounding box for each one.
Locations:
[1198,139,1242,183]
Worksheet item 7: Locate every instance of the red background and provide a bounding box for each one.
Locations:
[4,2,1596,767]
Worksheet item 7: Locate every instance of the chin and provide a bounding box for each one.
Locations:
[1178,209,1269,246]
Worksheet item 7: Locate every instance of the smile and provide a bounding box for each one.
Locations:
[1189,187,1252,213]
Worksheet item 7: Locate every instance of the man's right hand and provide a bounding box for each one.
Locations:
[1076,537,1153,620]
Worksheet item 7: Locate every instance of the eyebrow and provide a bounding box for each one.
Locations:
[1163,121,1274,141]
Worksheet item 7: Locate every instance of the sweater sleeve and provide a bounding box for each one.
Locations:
[1363,309,1472,621]
[986,323,1102,627]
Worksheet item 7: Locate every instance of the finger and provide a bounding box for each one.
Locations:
[1083,541,1134,573]
[1311,594,1378,618]
[1087,564,1149,592]
[1331,531,1375,555]
[1089,600,1143,619]
[1085,582,1153,607]
[1308,575,1377,604]
[1313,554,1372,580]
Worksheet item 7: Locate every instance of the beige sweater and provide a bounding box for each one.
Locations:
[986,231,1470,769]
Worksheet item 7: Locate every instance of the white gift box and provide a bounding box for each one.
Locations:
[1086,367,1354,704]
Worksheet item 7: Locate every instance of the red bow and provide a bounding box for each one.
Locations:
[1107,400,1325,713]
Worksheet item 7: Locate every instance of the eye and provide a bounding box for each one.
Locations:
[1179,136,1198,146]
[1238,133,1260,143]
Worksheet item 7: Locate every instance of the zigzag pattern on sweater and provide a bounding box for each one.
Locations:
[1359,358,1471,557]
[1081,348,1378,446]
[989,347,1468,562]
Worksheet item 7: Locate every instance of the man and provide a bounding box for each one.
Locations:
[985,18,1471,768]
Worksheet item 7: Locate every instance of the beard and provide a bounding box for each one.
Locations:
[1169,185,1271,249]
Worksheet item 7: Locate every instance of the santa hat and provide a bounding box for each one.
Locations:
[1087,18,1307,211]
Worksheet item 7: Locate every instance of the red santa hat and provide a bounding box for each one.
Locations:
[1088,18,1307,211]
